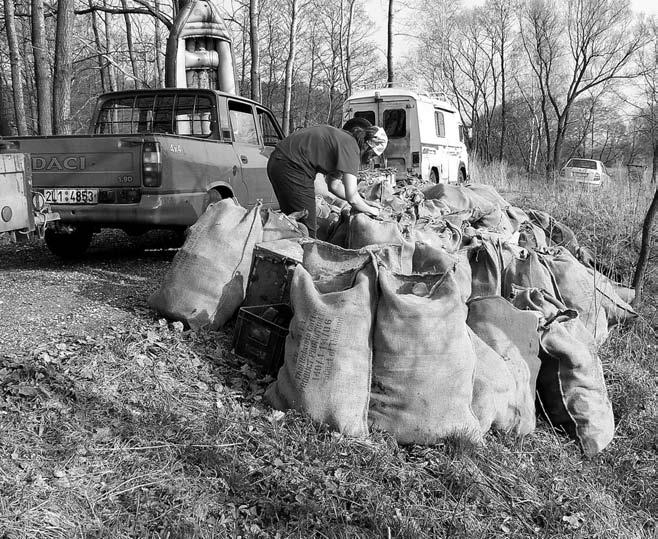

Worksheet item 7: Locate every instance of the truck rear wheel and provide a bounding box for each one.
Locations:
[458,168,467,184]
[45,224,93,259]
[429,169,439,183]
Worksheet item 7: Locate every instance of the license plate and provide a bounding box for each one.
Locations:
[43,189,98,204]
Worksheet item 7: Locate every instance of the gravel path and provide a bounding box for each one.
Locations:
[0,231,179,357]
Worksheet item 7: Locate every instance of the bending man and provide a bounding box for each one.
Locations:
[266,118,387,237]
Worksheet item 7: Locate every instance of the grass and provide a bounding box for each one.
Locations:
[1,162,656,538]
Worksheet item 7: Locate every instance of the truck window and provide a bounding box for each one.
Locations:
[152,95,175,133]
[383,109,406,138]
[435,111,446,138]
[228,101,258,144]
[96,97,137,134]
[175,95,213,136]
[354,111,376,125]
[257,108,282,146]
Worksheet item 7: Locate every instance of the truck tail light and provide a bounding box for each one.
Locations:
[412,151,420,166]
[594,173,600,181]
[142,141,162,187]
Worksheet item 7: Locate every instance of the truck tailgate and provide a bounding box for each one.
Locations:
[5,136,141,188]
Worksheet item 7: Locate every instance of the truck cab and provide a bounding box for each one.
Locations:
[343,88,468,183]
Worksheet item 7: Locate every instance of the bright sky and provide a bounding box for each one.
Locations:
[364,0,658,60]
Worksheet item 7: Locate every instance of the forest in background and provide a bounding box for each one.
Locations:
[0,0,655,177]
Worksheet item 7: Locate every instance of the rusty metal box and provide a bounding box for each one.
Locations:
[243,239,303,307]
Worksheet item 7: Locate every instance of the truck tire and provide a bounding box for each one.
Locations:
[429,169,439,183]
[459,168,467,184]
[45,224,93,259]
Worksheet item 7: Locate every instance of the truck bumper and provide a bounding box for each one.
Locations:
[46,193,205,228]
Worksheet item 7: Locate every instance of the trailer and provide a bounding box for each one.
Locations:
[0,153,59,241]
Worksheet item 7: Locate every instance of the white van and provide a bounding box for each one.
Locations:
[343,88,469,183]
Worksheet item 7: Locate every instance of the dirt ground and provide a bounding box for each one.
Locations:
[0,231,177,355]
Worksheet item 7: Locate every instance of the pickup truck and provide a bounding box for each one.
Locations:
[0,87,284,257]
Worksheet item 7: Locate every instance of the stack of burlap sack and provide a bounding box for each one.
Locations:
[149,180,636,456]
[266,180,636,456]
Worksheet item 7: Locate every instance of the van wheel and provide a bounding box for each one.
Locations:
[45,224,93,259]
[429,169,439,183]
[458,168,467,184]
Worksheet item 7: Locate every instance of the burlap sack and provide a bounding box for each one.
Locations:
[369,269,482,445]
[466,296,539,435]
[417,199,451,219]
[468,329,521,435]
[472,206,515,238]
[511,288,615,456]
[315,197,341,242]
[264,261,377,437]
[414,219,463,253]
[301,239,403,278]
[539,247,636,339]
[518,222,548,250]
[412,243,472,303]
[262,209,308,242]
[422,183,498,217]
[525,209,585,263]
[586,267,635,305]
[148,199,263,329]
[348,213,414,273]
[501,248,559,301]
[468,238,505,299]
[465,183,511,209]
[506,206,530,233]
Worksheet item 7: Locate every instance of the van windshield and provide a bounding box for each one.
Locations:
[383,109,406,138]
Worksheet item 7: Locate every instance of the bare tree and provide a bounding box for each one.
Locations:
[31,0,52,135]
[249,0,261,101]
[4,0,28,135]
[631,19,657,304]
[53,0,75,134]
[521,0,647,178]
[282,0,300,135]
[121,0,140,87]
[387,0,394,86]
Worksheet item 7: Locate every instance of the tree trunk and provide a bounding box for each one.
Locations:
[249,0,261,102]
[53,0,75,134]
[89,1,107,93]
[32,0,52,135]
[121,0,139,87]
[4,0,28,135]
[387,0,394,87]
[103,3,117,92]
[154,0,164,87]
[631,182,657,305]
[282,0,299,136]
[498,40,506,162]
[342,0,356,96]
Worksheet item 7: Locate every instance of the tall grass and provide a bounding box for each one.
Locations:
[0,162,655,538]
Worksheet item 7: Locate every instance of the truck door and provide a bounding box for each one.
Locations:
[227,100,276,207]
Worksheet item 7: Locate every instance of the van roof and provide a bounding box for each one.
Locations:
[345,87,458,113]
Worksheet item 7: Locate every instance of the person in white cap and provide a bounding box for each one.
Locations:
[266,118,388,237]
